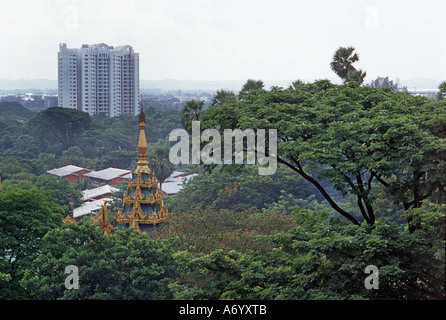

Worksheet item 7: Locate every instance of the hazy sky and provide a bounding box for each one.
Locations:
[0,0,444,84]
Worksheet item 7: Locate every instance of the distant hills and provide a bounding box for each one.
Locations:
[0,79,58,92]
[0,78,442,92]
[141,79,244,91]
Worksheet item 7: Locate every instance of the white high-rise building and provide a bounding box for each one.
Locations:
[58,43,140,117]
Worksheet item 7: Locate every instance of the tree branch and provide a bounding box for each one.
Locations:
[277,156,360,226]
[355,171,375,224]
[374,173,389,187]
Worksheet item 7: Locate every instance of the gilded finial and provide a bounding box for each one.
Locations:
[135,105,150,174]
[139,107,145,124]
[138,107,147,155]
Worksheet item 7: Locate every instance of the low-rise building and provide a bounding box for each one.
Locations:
[84,167,132,185]
[46,166,199,194]
[46,165,93,183]
[82,184,119,201]
[73,198,114,219]
[159,171,198,196]
[47,165,131,185]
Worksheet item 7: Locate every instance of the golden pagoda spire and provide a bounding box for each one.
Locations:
[113,105,170,232]
[135,107,151,174]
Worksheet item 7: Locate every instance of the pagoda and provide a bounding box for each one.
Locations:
[113,108,170,232]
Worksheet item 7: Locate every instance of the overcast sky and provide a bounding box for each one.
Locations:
[0,0,444,84]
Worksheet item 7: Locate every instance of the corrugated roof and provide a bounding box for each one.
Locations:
[46,165,87,177]
[164,172,198,183]
[160,172,198,195]
[73,198,113,218]
[82,185,119,201]
[160,182,184,195]
[84,167,131,181]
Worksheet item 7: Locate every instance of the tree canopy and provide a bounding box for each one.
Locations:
[27,107,91,154]
[180,100,205,133]
[238,79,264,100]
[0,185,65,298]
[172,204,445,300]
[0,101,35,121]
[437,81,446,100]
[200,81,446,230]
[0,80,444,301]
[166,165,323,212]
[21,221,178,299]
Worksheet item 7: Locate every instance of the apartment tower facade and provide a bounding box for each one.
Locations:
[58,43,140,117]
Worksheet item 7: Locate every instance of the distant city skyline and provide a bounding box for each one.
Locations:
[0,0,444,85]
[0,77,442,93]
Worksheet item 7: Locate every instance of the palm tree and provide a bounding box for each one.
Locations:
[180,99,205,133]
[437,81,446,100]
[330,47,362,80]
[238,79,264,100]
[148,145,175,192]
[210,89,236,107]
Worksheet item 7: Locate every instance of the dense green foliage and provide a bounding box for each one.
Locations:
[0,79,444,300]
[438,81,446,100]
[2,175,83,208]
[200,81,446,231]
[171,204,444,300]
[27,107,92,153]
[0,101,35,121]
[166,165,323,212]
[0,103,180,169]
[157,207,297,254]
[21,221,178,300]
[0,185,65,299]
[180,99,205,133]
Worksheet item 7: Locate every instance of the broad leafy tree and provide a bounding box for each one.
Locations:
[166,166,322,212]
[200,81,446,231]
[238,79,264,100]
[172,203,445,300]
[0,185,65,299]
[210,89,237,107]
[437,81,446,100]
[21,221,179,300]
[27,107,91,154]
[157,207,296,254]
[2,174,83,209]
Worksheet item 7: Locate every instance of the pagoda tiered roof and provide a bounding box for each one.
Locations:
[113,108,170,232]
